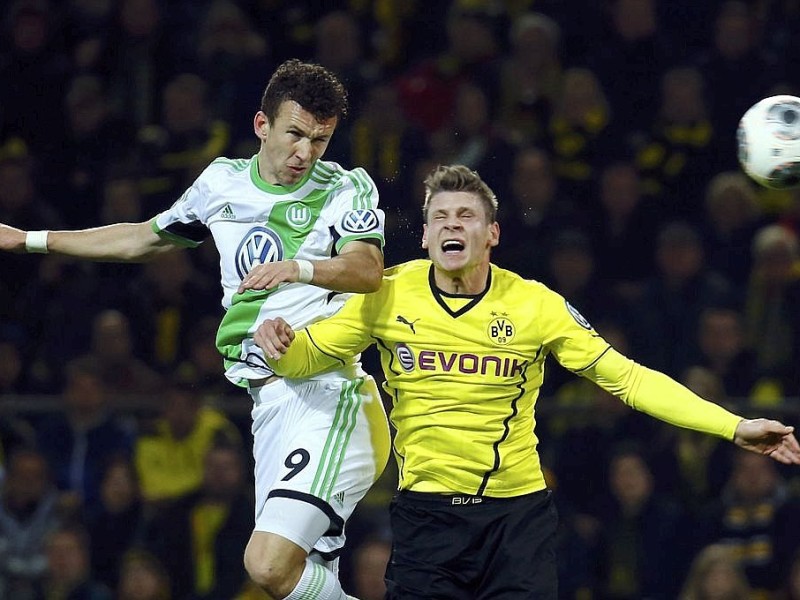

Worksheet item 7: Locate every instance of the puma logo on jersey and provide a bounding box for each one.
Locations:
[396,315,419,334]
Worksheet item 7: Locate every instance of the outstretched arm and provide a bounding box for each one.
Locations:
[0,221,177,261]
[238,240,383,294]
[584,348,800,465]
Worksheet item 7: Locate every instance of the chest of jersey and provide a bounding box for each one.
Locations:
[375,282,546,387]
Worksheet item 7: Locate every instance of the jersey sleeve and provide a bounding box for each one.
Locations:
[538,287,611,372]
[331,167,385,252]
[582,348,742,440]
[151,165,214,247]
[268,291,376,378]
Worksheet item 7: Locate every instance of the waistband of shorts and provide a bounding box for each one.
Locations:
[248,375,281,389]
[396,489,549,506]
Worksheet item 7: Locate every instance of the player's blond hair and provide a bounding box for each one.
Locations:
[422,164,498,223]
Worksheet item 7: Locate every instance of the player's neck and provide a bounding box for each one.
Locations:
[433,265,490,295]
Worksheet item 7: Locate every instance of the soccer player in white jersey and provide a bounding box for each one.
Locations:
[0,60,391,600]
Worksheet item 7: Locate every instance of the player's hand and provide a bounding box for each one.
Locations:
[733,418,800,464]
[238,260,302,293]
[0,223,28,253]
[254,317,296,361]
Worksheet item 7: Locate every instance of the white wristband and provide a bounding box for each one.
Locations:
[295,259,314,283]
[25,230,49,254]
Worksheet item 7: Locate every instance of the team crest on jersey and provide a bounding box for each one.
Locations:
[566,301,592,330]
[235,226,284,279]
[286,203,312,228]
[341,209,379,233]
[394,343,415,372]
[487,316,516,345]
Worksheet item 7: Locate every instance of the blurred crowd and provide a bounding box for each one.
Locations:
[1,0,800,598]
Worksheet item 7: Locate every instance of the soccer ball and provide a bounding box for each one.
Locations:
[737,95,800,190]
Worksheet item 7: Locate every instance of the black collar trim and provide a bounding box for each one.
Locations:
[428,264,492,318]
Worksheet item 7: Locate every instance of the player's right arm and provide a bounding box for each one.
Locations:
[257,290,375,378]
[0,220,177,261]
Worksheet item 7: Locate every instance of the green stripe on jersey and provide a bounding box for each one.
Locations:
[344,170,369,210]
[215,174,334,368]
[266,190,327,258]
[311,378,363,500]
[212,157,249,171]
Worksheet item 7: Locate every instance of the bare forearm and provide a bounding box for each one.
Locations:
[44,221,174,262]
[311,244,383,293]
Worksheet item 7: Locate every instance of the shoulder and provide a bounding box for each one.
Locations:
[384,259,430,282]
[208,156,252,173]
[490,265,568,314]
[491,264,553,295]
[316,160,377,193]
[198,156,253,183]
[364,260,429,302]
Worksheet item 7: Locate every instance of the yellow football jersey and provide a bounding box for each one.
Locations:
[271,260,742,496]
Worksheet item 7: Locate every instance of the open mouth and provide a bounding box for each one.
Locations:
[441,240,465,254]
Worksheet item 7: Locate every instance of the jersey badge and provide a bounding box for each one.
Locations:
[341,209,379,233]
[566,301,592,330]
[235,226,284,279]
[487,315,515,345]
[286,203,312,228]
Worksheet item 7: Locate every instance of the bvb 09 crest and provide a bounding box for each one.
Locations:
[487,316,515,345]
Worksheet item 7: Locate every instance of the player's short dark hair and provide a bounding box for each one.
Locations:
[260,59,348,124]
[422,164,498,223]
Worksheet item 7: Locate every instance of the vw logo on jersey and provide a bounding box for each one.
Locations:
[287,203,312,228]
[566,301,592,330]
[341,209,379,233]
[235,226,284,279]
[395,343,415,373]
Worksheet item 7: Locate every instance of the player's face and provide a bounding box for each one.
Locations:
[422,191,499,274]
[255,100,337,186]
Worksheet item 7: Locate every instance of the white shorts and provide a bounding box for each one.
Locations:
[250,375,390,557]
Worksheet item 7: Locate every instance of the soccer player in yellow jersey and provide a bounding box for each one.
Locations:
[252,164,800,599]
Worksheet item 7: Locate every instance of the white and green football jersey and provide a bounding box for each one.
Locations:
[152,155,384,386]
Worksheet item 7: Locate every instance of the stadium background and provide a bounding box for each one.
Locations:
[1,0,800,598]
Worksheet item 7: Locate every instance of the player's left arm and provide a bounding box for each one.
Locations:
[238,239,382,294]
[315,239,383,292]
[540,287,800,464]
[584,348,800,464]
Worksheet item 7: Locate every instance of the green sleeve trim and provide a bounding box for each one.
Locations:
[150,219,203,248]
[335,233,384,252]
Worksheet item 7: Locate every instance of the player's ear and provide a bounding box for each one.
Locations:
[421,225,428,249]
[254,111,270,141]
[489,221,500,247]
